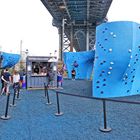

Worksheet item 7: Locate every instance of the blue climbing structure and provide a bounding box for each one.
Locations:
[63,51,95,80]
[0,52,20,69]
[93,21,140,98]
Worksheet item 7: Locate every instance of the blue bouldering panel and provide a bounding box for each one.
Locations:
[63,51,95,80]
[1,52,20,69]
[93,21,140,98]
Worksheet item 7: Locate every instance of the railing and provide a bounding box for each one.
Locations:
[53,90,140,132]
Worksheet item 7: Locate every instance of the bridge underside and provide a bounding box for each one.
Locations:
[41,0,113,59]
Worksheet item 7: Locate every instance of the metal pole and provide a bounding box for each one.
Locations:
[55,92,63,116]
[86,25,89,51]
[59,18,65,61]
[10,89,16,107]
[44,83,47,97]
[46,85,52,105]
[61,18,65,60]
[1,92,11,120]
[103,100,107,129]
[16,84,21,100]
[70,24,74,52]
[99,100,112,132]
[20,40,23,70]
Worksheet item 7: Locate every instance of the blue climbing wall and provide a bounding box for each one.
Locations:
[93,21,140,98]
[1,52,20,68]
[63,51,95,79]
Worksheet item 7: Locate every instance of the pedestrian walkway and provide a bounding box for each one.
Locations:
[0,79,140,140]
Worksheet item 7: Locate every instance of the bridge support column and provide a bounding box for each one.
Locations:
[58,18,65,61]
[70,24,74,52]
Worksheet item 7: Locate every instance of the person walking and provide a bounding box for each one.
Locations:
[12,70,20,94]
[0,69,5,94]
[1,69,11,95]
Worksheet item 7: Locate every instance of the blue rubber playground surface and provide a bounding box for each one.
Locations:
[0,79,140,140]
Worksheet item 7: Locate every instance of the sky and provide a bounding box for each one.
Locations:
[0,0,59,56]
[0,0,140,56]
[107,0,140,22]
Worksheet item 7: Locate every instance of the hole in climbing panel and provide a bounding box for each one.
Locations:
[103,84,106,86]
[96,81,100,83]
[132,76,135,78]
[99,74,102,77]
[95,56,99,59]
[100,91,104,94]
[102,70,105,73]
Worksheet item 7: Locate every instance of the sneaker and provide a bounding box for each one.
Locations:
[0,92,4,95]
[58,87,63,89]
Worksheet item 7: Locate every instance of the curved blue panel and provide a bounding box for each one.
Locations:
[93,21,140,98]
[1,52,20,69]
[63,51,95,79]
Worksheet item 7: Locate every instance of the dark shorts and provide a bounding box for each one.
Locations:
[72,74,75,79]
[13,82,20,89]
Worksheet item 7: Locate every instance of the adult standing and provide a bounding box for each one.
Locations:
[12,70,20,94]
[1,69,11,95]
[0,69,5,94]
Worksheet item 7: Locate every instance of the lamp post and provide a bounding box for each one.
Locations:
[20,40,23,71]
[54,50,57,56]
[23,49,29,70]
[25,49,29,57]
[20,48,29,71]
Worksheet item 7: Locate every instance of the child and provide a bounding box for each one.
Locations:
[57,70,63,89]
[71,68,76,80]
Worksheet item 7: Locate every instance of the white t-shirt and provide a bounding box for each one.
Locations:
[13,74,20,83]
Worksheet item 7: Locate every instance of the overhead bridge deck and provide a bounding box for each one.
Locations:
[41,0,113,59]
